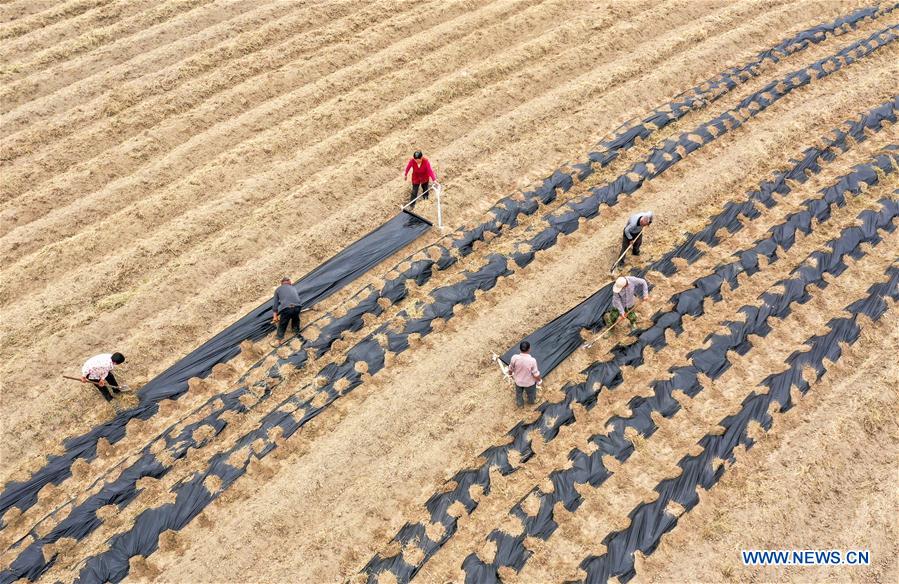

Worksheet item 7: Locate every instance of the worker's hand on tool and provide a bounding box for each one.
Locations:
[272,313,280,323]
[97,379,106,387]
[80,376,88,383]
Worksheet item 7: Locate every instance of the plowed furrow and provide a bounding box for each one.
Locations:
[0,1,62,26]
[0,25,892,548]
[0,0,291,138]
[456,195,898,584]
[0,0,154,62]
[0,0,411,185]
[361,144,898,583]
[25,47,898,584]
[0,0,223,107]
[559,258,899,584]
[0,0,101,41]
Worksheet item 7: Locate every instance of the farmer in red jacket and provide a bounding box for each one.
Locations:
[404,150,436,209]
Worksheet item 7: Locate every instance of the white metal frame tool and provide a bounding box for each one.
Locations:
[401,181,444,230]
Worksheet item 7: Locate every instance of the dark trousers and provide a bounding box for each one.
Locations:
[89,373,120,402]
[276,305,301,339]
[620,230,643,257]
[409,182,430,207]
[515,384,536,407]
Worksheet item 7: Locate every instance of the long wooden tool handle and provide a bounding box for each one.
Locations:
[610,231,644,273]
[62,374,124,390]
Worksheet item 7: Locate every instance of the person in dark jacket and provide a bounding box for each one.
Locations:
[614,210,654,268]
[404,150,436,209]
[272,277,303,342]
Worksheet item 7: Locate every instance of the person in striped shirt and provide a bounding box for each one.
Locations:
[80,352,125,402]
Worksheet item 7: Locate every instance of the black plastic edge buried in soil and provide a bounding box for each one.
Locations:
[2,3,888,527]
[3,13,896,584]
[361,111,898,583]
[573,261,899,584]
[65,32,899,584]
[461,199,899,583]
[509,25,898,271]
[3,38,850,584]
[455,3,897,254]
[141,211,431,403]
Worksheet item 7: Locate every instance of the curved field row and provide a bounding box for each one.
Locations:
[0,1,63,27]
[561,255,899,584]
[19,40,899,584]
[0,0,217,90]
[0,0,101,41]
[0,0,209,85]
[636,298,898,582]
[360,134,898,583]
[0,0,416,193]
[147,79,898,582]
[455,192,899,583]
[0,0,296,137]
[1,0,858,479]
[4,13,849,571]
[0,0,449,190]
[0,0,154,63]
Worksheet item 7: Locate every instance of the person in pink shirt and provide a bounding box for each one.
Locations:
[404,150,436,209]
[508,341,542,406]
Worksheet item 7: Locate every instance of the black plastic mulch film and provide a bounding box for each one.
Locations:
[0,5,893,583]
[0,214,427,497]
[362,118,899,582]
[2,2,891,531]
[462,190,898,584]
[4,0,857,537]
[572,265,899,584]
[69,28,899,584]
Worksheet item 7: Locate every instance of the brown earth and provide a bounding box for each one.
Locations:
[638,310,899,583]
[0,1,897,582]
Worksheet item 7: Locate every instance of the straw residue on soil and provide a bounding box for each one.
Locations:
[1,1,897,582]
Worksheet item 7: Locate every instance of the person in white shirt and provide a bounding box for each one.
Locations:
[81,352,125,402]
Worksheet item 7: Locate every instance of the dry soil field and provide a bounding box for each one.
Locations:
[0,1,897,583]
